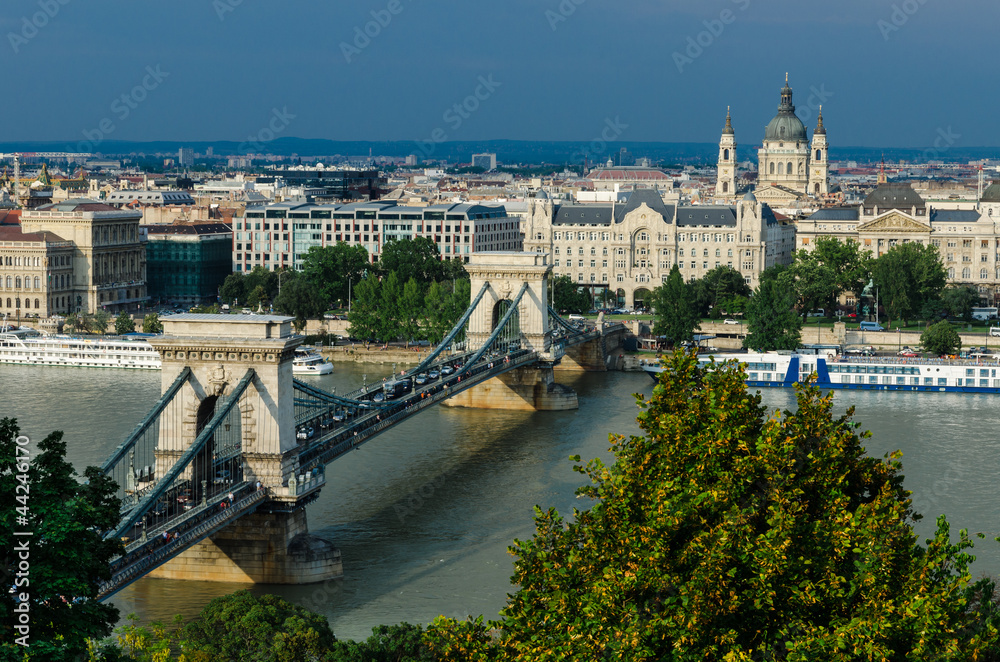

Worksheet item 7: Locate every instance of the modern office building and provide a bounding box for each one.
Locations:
[472,153,498,171]
[267,167,386,201]
[145,222,233,305]
[233,201,521,272]
[522,189,796,308]
[178,148,194,167]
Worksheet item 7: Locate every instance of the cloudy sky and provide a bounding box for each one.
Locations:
[3,0,997,148]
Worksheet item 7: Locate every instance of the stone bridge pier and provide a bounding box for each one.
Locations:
[145,314,342,585]
[444,252,578,411]
[555,322,629,372]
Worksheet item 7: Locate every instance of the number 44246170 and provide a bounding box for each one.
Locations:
[15,443,29,516]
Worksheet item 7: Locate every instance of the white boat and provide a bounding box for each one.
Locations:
[0,328,162,370]
[643,350,1000,394]
[293,348,333,375]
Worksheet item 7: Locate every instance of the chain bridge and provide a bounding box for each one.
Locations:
[95,253,626,600]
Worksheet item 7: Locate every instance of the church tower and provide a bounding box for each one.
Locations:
[809,106,829,197]
[757,74,810,194]
[716,107,737,199]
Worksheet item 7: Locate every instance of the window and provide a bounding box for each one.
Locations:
[982,268,989,280]
[769,162,775,175]
[786,162,793,175]
[963,267,971,279]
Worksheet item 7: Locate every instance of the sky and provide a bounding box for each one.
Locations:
[3,0,998,149]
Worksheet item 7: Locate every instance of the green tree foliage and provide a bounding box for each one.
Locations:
[551,275,590,314]
[274,272,326,332]
[690,265,751,318]
[941,285,979,323]
[219,273,246,305]
[785,254,836,319]
[142,313,163,334]
[64,312,80,333]
[378,272,403,342]
[921,320,963,355]
[114,312,136,335]
[650,265,700,345]
[427,353,1000,659]
[745,276,802,351]
[791,236,873,316]
[347,276,382,341]
[243,267,279,307]
[301,243,370,308]
[398,278,424,345]
[378,237,445,285]
[329,623,436,661]
[91,310,112,334]
[0,419,123,661]
[872,242,947,327]
[179,590,336,662]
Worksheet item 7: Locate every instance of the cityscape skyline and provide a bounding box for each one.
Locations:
[3,0,999,149]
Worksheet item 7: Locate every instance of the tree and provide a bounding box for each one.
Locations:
[745,276,802,351]
[807,236,873,314]
[427,353,1000,659]
[219,272,246,305]
[114,312,136,335]
[784,254,836,319]
[552,275,590,314]
[377,271,403,342]
[91,310,111,334]
[1,419,123,660]
[690,266,751,318]
[243,266,279,306]
[301,243,369,308]
[378,237,444,285]
[142,313,163,334]
[273,272,326,333]
[179,590,336,662]
[329,623,436,661]
[941,285,979,323]
[872,242,947,327]
[650,265,700,345]
[347,276,382,341]
[398,277,424,344]
[64,312,80,333]
[921,320,962,355]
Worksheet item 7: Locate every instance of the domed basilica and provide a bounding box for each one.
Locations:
[716,75,829,204]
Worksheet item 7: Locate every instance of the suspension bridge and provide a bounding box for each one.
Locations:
[94,253,627,600]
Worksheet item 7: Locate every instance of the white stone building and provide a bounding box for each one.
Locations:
[523,189,796,309]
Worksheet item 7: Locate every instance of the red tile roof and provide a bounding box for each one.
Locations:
[0,209,22,225]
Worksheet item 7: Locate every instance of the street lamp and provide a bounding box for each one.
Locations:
[278,271,291,296]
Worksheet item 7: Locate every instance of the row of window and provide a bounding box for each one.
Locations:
[3,297,41,309]
[2,276,43,289]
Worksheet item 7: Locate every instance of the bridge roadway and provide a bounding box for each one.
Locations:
[96,343,557,599]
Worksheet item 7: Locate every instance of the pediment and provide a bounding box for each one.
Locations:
[858,210,930,233]
[754,185,804,202]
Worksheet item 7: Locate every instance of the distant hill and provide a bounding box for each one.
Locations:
[1,138,996,167]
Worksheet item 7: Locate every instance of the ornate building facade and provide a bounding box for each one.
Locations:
[797,182,1000,302]
[523,189,796,308]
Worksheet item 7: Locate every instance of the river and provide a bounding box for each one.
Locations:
[2,363,999,641]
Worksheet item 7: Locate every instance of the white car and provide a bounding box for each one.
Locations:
[723,319,739,325]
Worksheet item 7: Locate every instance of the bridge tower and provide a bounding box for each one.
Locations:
[447,252,579,411]
[146,314,342,585]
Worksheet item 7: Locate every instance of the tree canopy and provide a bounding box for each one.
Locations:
[872,242,947,327]
[744,276,802,351]
[650,265,700,345]
[425,353,1000,660]
[921,320,963,355]
[274,271,327,332]
[1,419,123,661]
[551,275,590,314]
[114,312,136,335]
[690,265,751,318]
[301,242,370,308]
[378,238,447,285]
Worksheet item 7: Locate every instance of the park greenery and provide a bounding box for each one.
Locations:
[650,237,967,349]
[921,320,963,355]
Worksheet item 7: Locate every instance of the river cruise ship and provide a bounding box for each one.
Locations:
[0,328,162,370]
[643,351,1000,394]
[292,348,334,375]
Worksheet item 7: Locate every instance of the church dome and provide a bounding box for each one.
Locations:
[763,77,807,143]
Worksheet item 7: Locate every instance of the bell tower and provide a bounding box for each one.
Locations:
[809,106,829,197]
[716,107,737,199]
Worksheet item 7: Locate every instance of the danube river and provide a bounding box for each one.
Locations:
[3,363,1000,640]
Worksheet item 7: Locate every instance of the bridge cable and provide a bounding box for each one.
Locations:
[456,281,530,379]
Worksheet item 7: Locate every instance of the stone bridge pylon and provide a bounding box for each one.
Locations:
[145,315,342,585]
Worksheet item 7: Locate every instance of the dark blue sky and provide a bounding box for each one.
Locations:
[3,0,997,148]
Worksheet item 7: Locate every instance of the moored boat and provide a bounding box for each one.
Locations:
[292,348,334,375]
[643,351,1000,394]
[0,328,161,370]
